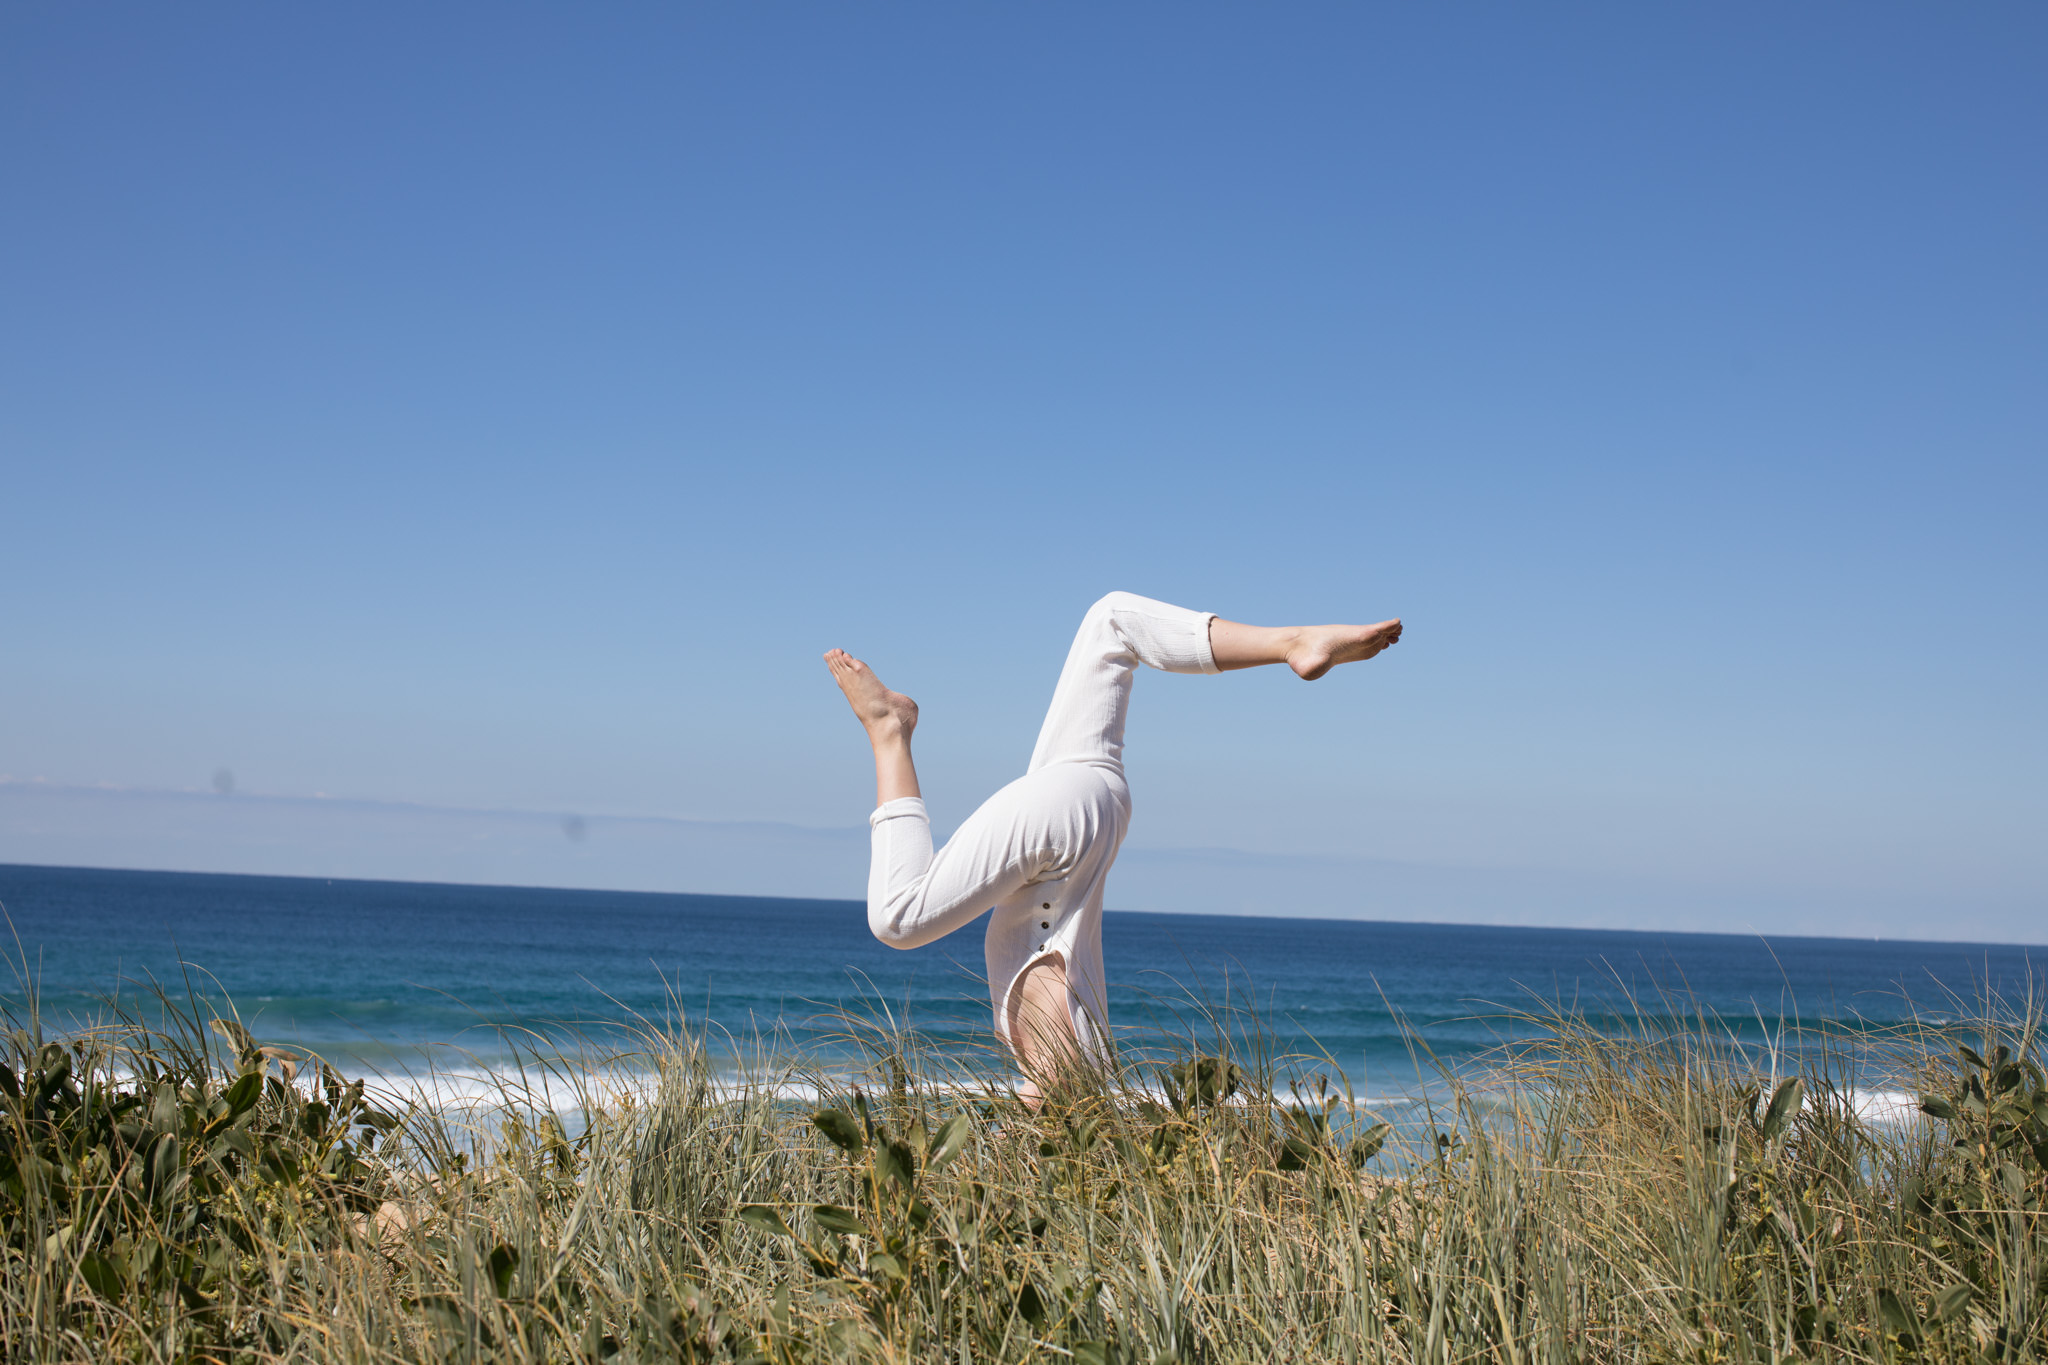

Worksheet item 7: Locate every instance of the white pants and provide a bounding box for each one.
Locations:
[866,592,1219,1063]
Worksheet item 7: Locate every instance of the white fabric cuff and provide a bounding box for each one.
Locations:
[869,796,929,827]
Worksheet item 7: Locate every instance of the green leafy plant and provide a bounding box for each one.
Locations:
[5,970,2047,1362]
[1,1010,400,1359]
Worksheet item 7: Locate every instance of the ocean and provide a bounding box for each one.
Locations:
[2,863,2038,1107]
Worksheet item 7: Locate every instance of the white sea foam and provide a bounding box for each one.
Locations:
[324,1063,984,1119]
[323,1062,1435,1122]
[345,1065,656,1116]
[1849,1088,1923,1125]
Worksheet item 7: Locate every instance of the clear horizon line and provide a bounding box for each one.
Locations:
[2,857,2042,956]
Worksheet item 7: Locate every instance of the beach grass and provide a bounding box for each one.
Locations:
[4,973,2046,1363]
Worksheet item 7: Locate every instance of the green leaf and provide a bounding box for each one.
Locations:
[144,1083,175,1134]
[210,1128,255,1164]
[357,1108,402,1138]
[812,1109,867,1154]
[737,1204,793,1238]
[869,1251,906,1282]
[1349,1122,1391,1167]
[812,1205,865,1237]
[322,1140,359,1178]
[1014,1280,1046,1324]
[222,1070,263,1119]
[927,1113,973,1171]
[1285,1103,1328,1141]
[1957,1043,1988,1069]
[149,1133,183,1192]
[1761,1077,1804,1141]
[0,1060,18,1099]
[258,1146,301,1185]
[1276,1136,1317,1172]
[1168,1056,1242,1107]
[1072,1342,1116,1365]
[1918,1094,1956,1121]
[78,1251,125,1298]
[302,1100,331,1139]
[487,1243,518,1299]
[1877,1289,1919,1340]
[876,1139,915,1190]
[1933,1282,1974,1323]
[1791,1305,1823,1347]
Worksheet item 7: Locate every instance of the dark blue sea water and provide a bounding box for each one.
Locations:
[2,864,2038,1103]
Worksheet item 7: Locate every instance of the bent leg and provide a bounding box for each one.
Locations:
[830,648,1086,957]
[867,777,1067,950]
[1027,592,1221,773]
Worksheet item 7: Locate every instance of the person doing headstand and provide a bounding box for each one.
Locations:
[825,593,1402,1103]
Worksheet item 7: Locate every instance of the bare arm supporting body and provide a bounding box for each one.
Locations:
[1009,957,1079,1092]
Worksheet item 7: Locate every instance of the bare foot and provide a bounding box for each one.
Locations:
[823,649,919,739]
[1287,619,1403,681]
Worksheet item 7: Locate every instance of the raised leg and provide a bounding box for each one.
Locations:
[1208,617,1403,679]
[824,649,921,805]
[1027,592,1223,774]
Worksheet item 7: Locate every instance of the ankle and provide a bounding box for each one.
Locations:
[866,715,912,746]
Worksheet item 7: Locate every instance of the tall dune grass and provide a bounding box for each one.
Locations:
[4,970,2045,1363]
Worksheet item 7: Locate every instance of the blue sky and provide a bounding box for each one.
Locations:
[3,5,2043,940]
